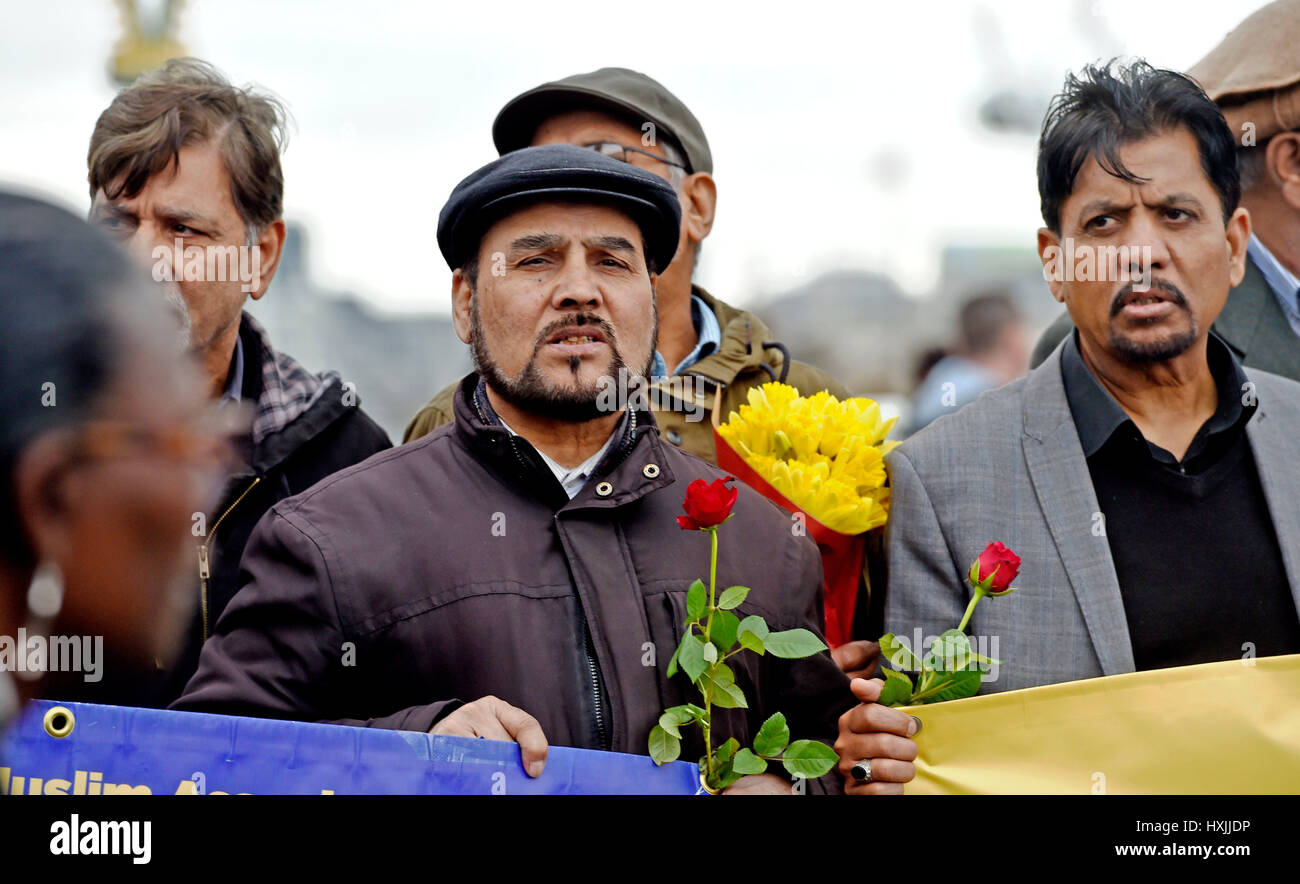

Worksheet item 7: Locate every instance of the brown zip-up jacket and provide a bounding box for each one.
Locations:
[176,374,854,791]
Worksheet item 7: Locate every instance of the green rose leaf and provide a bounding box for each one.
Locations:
[666,639,681,678]
[933,628,1001,666]
[878,667,915,706]
[658,705,696,739]
[702,642,718,664]
[920,667,982,704]
[712,680,749,709]
[738,615,769,642]
[679,634,708,682]
[702,666,748,708]
[717,586,750,610]
[764,628,828,659]
[754,712,790,757]
[926,629,974,672]
[710,610,741,656]
[781,740,839,779]
[738,615,769,654]
[715,737,740,766]
[878,633,921,671]
[685,579,706,622]
[701,752,742,792]
[648,724,681,765]
[732,748,768,775]
[713,763,744,792]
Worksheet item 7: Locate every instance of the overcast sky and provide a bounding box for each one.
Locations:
[0,0,1271,315]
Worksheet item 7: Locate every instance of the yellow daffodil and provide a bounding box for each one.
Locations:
[717,382,898,535]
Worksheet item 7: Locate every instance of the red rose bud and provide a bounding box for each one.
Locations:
[677,476,739,530]
[968,542,1021,596]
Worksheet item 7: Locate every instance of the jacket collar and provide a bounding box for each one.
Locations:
[451,373,674,511]
[1059,328,1254,459]
[236,311,352,474]
[1213,253,1300,381]
[679,286,786,388]
[1021,343,1136,676]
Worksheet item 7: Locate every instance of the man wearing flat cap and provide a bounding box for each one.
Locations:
[1031,0,1300,381]
[176,145,857,794]
[404,68,885,675]
[404,67,849,458]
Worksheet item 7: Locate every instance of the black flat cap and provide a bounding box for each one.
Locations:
[437,144,681,273]
[493,67,712,175]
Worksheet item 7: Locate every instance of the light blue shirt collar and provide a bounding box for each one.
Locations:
[220,332,245,405]
[650,294,722,379]
[1246,233,1300,339]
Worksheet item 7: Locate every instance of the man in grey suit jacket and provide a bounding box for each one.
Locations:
[835,60,1300,793]
[882,337,1300,693]
[1030,1,1300,381]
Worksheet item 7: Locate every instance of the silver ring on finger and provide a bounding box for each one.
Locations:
[850,758,873,783]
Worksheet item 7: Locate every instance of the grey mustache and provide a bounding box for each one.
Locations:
[1110,280,1187,317]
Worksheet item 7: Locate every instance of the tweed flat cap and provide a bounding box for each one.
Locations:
[1188,0,1300,142]
[437,144,682,273]
[492,67,712,175]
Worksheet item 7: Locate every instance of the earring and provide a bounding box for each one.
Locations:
[26,560,64,621]
[14,561,63,683]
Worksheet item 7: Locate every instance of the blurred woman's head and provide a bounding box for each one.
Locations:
[0,191,225,714]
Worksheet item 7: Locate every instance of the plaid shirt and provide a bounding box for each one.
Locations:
[239,312,342,446]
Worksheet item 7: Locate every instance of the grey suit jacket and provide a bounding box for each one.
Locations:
[883,339,1300,693]
[1030,255,1300,382]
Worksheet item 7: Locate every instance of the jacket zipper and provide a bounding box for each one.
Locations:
[483,379,617,750]
[584,621,610,751]
[199,476,262,641]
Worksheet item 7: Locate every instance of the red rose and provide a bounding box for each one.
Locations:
[968,541,1021,596]
[677,476,739,531]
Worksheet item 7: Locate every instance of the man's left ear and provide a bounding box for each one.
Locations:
[679,172,717,245]
[249,219,287,301]
[1225,206,1251,288]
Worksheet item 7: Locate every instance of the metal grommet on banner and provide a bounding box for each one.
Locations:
[595,481,614,497]
[43,705,75,738]
[642,463,660,478]
[698,773,721,795]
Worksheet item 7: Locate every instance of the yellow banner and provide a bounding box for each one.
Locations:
[902,654,1300,794]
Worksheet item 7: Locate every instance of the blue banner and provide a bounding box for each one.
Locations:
[1,700,701,796]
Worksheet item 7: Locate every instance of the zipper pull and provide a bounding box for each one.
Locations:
[198,545,210,580]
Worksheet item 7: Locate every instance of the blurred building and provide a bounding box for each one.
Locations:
[753,244,1060,431]
[250,223,470,442]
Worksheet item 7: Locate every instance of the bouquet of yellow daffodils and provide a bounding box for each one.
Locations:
[714,383,899,646]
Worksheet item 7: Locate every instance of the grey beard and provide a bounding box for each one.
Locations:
[1109,324,1198,364]
[468,298,657,423]
[160,282,192,353]
[1108,280,1197,364]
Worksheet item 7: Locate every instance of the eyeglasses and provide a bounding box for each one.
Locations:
[71,404,250,467]
[62,404,251,509]
[582,141,687,171]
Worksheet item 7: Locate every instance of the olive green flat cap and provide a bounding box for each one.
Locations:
[492,67,712,175]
